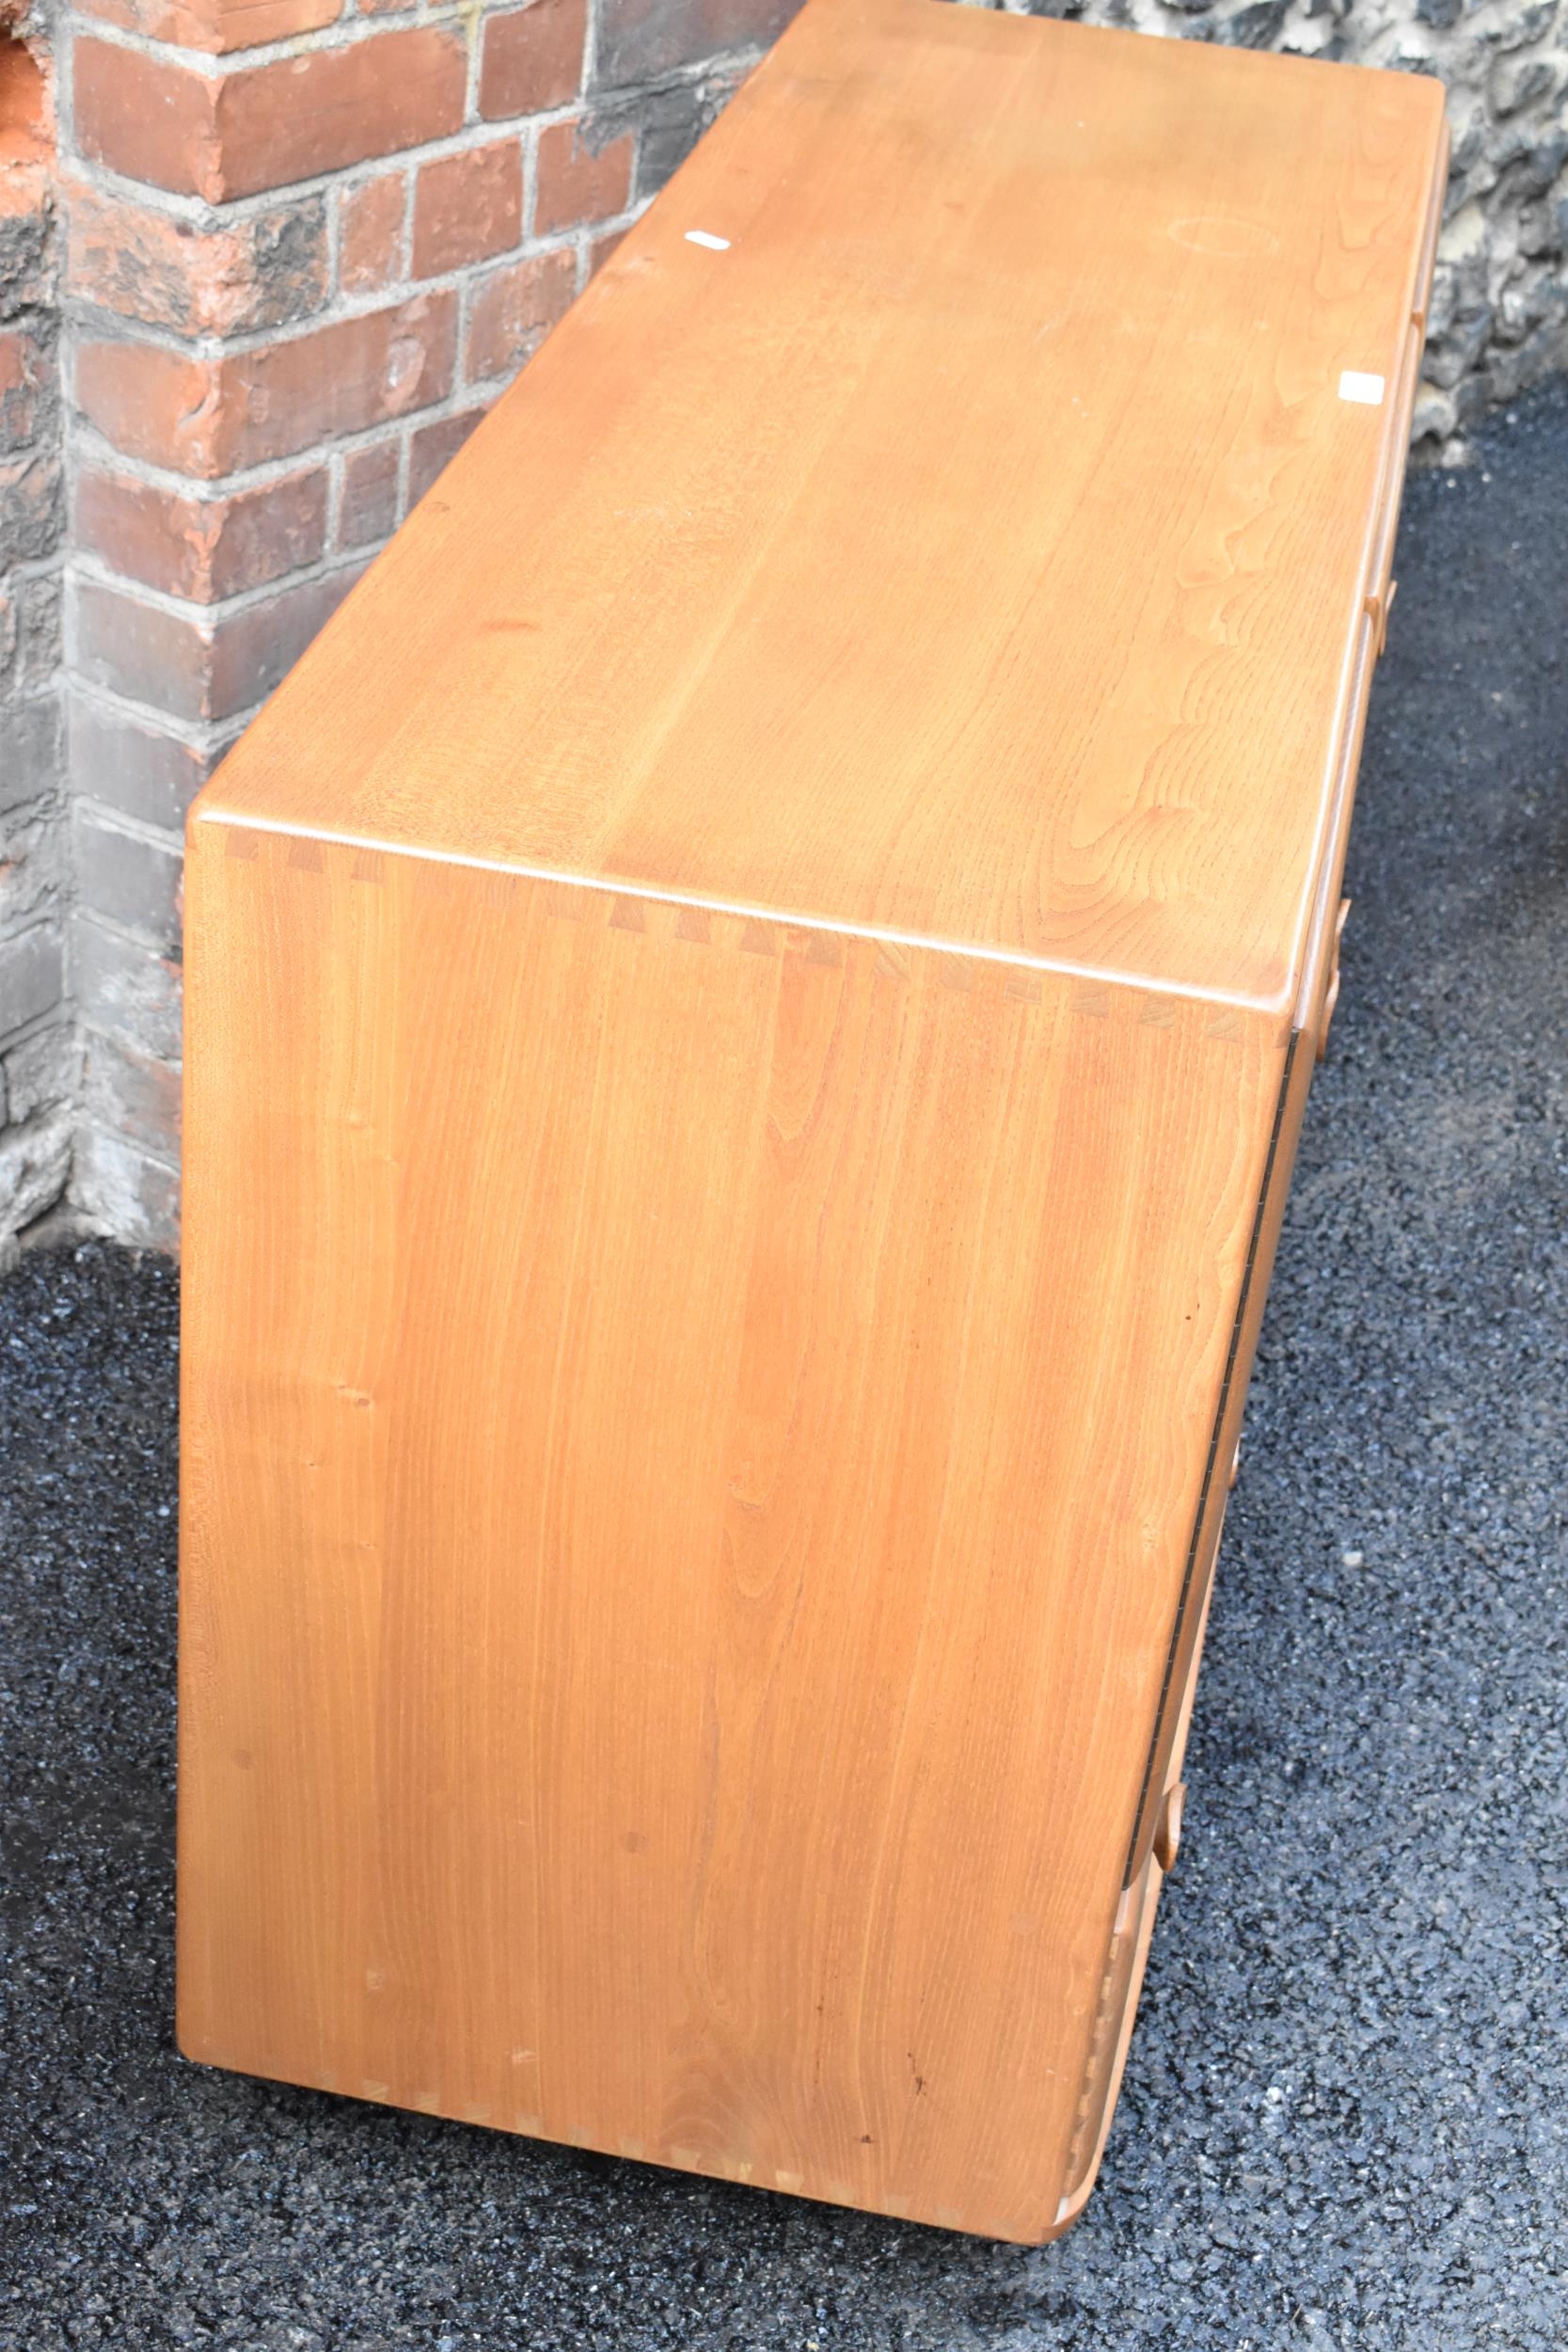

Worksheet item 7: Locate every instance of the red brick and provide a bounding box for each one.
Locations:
[70,693,224,832]
[533,117,635,238]
[0,143,50,225]
[589,226,629,278]
[206,563,370,716]
[73,42,220,201]
[73,342,218,476]
[221,298,458,468]
[83,1034,182,1165]
[72,0,341,56]
[72,806,183,948]
[480,0,587,120]
[68,177,327,339]
[407,407,490,507]
[77,296,457,479]
[0,325,54,453]
[412,142,523,280]
[0,37,52,316]
[340,173,405,296]
[464,249,576,383]
[338,440,400,548]
[219,32,469,200]
[0,702,57,831]
[0,25,50,187]
[72,565,367,725]
[72,914,187,1067]
[75,30,467,203]
[75,468,328,601]
[71,579,214,724]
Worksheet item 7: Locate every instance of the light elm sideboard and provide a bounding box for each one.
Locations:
[177,0,1446,2243]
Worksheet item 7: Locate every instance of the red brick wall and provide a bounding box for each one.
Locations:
[59,0,798,1248]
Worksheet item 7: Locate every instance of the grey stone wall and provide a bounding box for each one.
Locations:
[959,0,1568,455]
[0,5,72,1254]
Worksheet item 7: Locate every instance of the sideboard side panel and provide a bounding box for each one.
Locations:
[179,826,1287,2239]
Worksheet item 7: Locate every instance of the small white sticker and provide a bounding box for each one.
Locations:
[1338,369,1386,405]
[685,230,730,251]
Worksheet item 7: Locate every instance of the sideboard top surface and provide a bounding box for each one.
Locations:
[198,0,1445,1010]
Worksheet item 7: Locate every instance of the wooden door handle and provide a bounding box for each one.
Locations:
[1153,1781,1186,1875]
[1317,897,1352,1062]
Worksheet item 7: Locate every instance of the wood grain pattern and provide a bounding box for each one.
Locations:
[179,0,1446,2243]
[180,829,1286,2243]
[195,0,1446,1009]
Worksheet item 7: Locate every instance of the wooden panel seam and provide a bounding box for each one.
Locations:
[1294,612,1377,1040]
[1118,1023,1307,1888]
[1365,129,1447,642]
[187,813,1303,1018]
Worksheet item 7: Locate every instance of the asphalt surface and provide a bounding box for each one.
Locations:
[3,381,1567,2350]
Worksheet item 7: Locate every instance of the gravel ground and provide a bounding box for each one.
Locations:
[3,381,1566,2352]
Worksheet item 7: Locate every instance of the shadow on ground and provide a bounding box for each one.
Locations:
[2,382,1566,2350]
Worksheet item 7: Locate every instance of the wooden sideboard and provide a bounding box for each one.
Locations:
[178,0,1447,2244]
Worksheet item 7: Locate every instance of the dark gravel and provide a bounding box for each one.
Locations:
[3,380,1567,2352]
